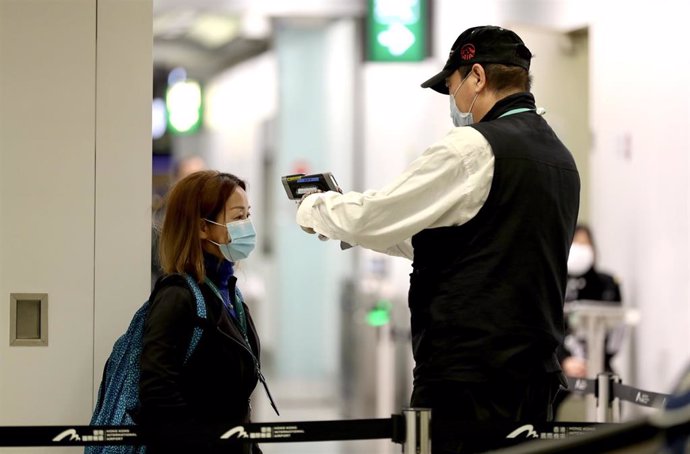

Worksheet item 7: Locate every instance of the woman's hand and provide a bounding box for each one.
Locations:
[562,356,587,378]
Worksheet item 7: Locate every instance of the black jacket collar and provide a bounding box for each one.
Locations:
[480,92,536,122]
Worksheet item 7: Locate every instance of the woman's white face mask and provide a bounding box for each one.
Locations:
[204,218,256,262]
[567,243,594,276]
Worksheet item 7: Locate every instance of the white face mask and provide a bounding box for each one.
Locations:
[204,218,256,262]
[449,72,478,127]
[567,243,594,276]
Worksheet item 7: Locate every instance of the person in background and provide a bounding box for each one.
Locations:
[295,25,580,453]
[151,155,207,287]
[565,224,622,304]
[555,223,623,411]
[172,154,207,183]
[137,170,276,454]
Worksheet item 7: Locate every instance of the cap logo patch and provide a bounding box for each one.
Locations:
[460,44,476,60]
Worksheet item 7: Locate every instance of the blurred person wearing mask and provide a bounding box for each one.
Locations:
[138,170,277,454]
[295,25,580,454]
[565,224,622,304]
[559,224,623,378]
[554,224,623,416]
[152,155,208,287]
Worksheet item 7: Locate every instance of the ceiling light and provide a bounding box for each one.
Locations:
[187,13,240,49]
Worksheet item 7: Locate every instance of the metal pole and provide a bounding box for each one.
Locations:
[402,408,432,453]
[403,408,417,453]
[585,314,598,421]
[376,323,395,418]
[611,375,622,423]
[596,373,610,422]
[418,408,431,454]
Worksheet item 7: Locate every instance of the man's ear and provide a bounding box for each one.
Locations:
[199,219,209,240]
[472,63,486,92]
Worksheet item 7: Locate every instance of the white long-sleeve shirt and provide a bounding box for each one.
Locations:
[295,126,495,260]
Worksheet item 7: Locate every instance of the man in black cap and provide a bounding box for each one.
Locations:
[296,25,580,453]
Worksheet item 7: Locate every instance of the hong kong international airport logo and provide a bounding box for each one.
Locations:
[52,428,106,443]
[506,425,540,439]
[220,425,275,440]
[53,429,81,442]
[220,426,249,439]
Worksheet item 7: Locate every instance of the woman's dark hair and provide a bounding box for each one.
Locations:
[159,170,246,282]
[575,223,596,257]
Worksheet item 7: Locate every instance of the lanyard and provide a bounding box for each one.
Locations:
[498,107,534,118]
[203,277,280,415]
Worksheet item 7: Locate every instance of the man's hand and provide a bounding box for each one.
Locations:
[299,225,329,241]
[297,190,328,240]
[298,189,322,207]
[298,190,319,235]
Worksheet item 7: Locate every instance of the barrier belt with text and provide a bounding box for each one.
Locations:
[0,418,607,447]
[0,377,672,449]
[565,376,671,408]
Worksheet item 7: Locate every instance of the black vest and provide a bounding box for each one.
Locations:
[409,93,580,384]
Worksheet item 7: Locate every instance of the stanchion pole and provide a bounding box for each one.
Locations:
[376,323,395,418]
[418,409,431,454]
[611,375,622,423]
[403,408,417,453]
[597,373,610,422]
[402,408,432,453]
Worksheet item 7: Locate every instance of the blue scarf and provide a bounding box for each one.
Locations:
[203,252,236,318]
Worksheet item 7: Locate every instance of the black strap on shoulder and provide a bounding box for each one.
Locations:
[150,273,207,325]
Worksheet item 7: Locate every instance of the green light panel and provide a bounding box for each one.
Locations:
[368,0,427,62]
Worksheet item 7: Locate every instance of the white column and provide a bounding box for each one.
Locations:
[0,1,152,445]
[93,0,152,402]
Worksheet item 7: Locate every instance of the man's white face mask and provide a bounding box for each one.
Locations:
[449,71,478,127]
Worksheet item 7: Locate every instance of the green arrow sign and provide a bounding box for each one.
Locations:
[368,0,427,62]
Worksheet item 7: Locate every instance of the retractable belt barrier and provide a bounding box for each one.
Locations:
[486,399,690,454]
[0,377,675,451]
[2,418,396,448]
[1,417,397,447]
[0,413,608,450]
[612,382,669,408]
[566,374,671,409]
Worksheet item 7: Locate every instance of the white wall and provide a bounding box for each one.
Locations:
[205,53,278,179]
[589,0,690,395]
[0,1,152,450]
[1,1,97,434]
[93,0,154,400]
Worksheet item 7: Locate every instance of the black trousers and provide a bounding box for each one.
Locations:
[410,373,563,454]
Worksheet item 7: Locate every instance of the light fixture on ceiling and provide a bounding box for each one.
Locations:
[186,13,240,49]
[153,9,197,40]
[154,9,240,49]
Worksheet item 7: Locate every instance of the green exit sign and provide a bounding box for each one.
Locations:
[368,0,427,62]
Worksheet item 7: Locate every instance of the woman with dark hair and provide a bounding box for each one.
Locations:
[565,224,622,303]
[137,170,275,454]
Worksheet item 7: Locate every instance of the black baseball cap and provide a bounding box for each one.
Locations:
[421,25,532,94]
